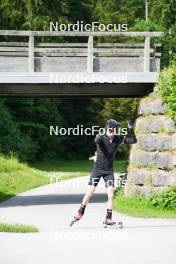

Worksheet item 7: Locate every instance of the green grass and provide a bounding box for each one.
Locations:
[0,222,38,233]
[32,158,127,180]
[113,190,176,218]
[0,155,49,203]
[0,156,127,203]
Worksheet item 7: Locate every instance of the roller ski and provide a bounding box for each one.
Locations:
[103,219,123,229]
[103,209,123,229]
[70,213,82,227]
[70,204,86,227]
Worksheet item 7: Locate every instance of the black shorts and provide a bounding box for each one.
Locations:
[88,167,114,188]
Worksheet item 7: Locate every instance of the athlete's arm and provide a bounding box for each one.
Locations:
[120,120,137,144]
[94,134,103,144]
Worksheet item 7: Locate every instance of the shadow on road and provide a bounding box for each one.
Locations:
[0,192,14,203]
[0,193,107,208]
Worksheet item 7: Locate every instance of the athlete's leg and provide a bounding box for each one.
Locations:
[106,185,114,210]
[103,173,115,224]
[74,185,96,220]
[82,185,96,206]
[105,186,115,224]
[103,173,115,210]
[74,175,100,221]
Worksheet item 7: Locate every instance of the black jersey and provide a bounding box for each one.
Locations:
[94,130,137,171]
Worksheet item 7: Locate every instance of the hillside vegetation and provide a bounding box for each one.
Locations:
[0,155,49,203]
[157,61,176,123]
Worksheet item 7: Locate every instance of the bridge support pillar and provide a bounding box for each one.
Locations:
[125,91,176,196]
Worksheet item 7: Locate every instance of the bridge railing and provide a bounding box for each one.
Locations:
[0,30,164,73]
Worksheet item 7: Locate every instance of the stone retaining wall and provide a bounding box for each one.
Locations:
[125,93,176,196]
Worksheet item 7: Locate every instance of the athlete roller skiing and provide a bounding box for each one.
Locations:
[70,119,137,227]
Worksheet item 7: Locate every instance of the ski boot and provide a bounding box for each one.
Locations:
[103,209,123,229]
[70,204,86,227]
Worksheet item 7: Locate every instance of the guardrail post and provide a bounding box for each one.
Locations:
[144,36,150,72]
[87,36,93,72]
[29,34,34,72]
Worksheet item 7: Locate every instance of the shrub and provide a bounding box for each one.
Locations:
[132,18,157,32]
[149,187,176,209]
[157,61,176,123]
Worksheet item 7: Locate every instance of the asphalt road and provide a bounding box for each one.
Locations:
[0,176,176,264]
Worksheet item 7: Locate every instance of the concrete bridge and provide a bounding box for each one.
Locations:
[0,30,163,97]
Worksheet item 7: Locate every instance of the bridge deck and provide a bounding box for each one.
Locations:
[0,30,163,97]
[0,72,157,97]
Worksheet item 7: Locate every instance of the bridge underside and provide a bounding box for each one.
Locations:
[0,72,157,98]
[0,83,154,98]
